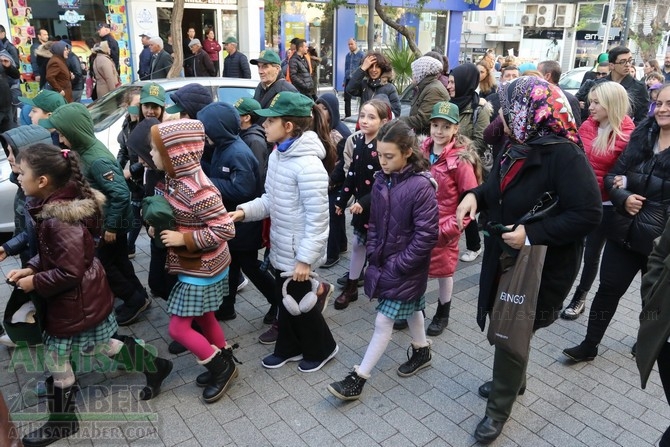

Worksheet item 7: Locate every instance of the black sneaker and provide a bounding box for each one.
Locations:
[263,306,277,325]
[116,296,151,326]
[397,343,432,377]
[320,257,340,269]
[563,342,598,362]
[337,271,364,287]
[328,371,367,401]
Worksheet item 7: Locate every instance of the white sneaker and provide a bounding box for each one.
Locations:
[0,334,17,348]
[460,248,483,262]
[237,274,249,292]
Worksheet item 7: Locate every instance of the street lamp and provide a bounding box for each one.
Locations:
[462,29,472,63]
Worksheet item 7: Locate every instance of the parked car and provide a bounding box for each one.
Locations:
[559,66,646,96]
[0,150,17,233]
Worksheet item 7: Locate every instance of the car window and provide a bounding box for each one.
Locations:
[216,86,255,105]
[400,86,416,103]
[559,70,585,91]
[89,87,134,133]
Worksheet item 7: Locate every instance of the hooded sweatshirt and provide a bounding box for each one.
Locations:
[44,103,132,231]
[150,119,235,277]
[170,83,213,119]
[197,102,263,251]
[316,93,352,188]
[239,123,270,186]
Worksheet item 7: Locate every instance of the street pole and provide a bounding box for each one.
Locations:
[620,0,633,45]
[601,0,616,53]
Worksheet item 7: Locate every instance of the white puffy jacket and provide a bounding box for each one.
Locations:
[238,131,329,272]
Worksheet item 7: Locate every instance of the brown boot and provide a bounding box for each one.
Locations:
[334,278,359,310]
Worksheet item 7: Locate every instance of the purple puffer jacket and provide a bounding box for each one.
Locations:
[364,166,438,302]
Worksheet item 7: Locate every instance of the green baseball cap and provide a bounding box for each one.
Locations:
[140,83,165,107]
[254,92,314,117]
[18,90,67,113]
[224,36,237,45]
[429,101,459,124]
[250,49,281,66]
[165,101,184,114]
[234,97,261,116]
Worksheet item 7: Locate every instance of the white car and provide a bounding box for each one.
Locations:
[559,66,646,96]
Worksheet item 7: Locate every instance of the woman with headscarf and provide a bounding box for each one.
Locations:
[456,76,602,444]
[345,52,401,118]
[399,55,450,135]
[92,42,118,99]
[45,40,73,103]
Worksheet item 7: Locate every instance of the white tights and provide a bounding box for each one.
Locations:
[438,277,454,304]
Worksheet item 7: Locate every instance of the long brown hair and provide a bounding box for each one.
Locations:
[281,104,336,173]
[377,120,430,172]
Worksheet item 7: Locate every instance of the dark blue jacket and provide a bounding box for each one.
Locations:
[197,102,263,251]
[344,49,364,81]
[169,83,213,119]
[222,51,251,79]
[138,45,152,80]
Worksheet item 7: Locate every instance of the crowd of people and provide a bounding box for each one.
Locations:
[1,37,670,447]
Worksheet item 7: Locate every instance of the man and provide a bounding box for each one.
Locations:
[663,52,670,83]
[343,38,364,117]
[183,27,196,77]
[597,46,649,125]
[0,25,19,67]
[97,23,119,73]
[188,39,216,77]
[137,33,153,80]
[64,40,84,103]
[251,49,297,124]
[288,38,313,98]
[537,60,581,127]
[0,53,19,132]
[486,65,520,119]
[30,28,49,86]
[222,36,251,79]
[149,37,172,80]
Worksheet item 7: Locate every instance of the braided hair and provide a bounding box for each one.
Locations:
[377,120,430,172]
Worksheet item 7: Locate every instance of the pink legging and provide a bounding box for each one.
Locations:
[168,312,226,360]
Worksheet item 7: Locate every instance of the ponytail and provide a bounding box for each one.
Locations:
[312,104,336,174]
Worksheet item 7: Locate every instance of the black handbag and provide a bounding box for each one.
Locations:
[3,287,44,346]
[517,191,559,225]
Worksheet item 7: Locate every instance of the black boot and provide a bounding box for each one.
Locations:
[214,301,237,321]
[397,342,432,377]
[561,289,587,320]
[328,371,367,400]
[426,302,450,336]
[115,336,173,400]
[196,344,240,387]
[334,279,359,310]
[199,347,239,403]
[23,377,79,447]
[563,341,598,363]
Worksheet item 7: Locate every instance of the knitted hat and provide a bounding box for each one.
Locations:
[411,56,444,84]
[19,89,67,112]
[150,119,206,178]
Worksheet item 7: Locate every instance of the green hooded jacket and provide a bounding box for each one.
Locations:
[45,103,132,232]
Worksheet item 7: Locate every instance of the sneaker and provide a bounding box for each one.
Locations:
[258,323,279,345]
[397,343,431,377]
[237,274,249,292]
[316,283,333,313]
[320,257,340,269]
[460,248,483,262]
[261,353,303,369]
[116,296,151,326]
[328,371,367,401]
[0,334,17,348]
[561,291,587,320]
[298,344,339,373]
[337,271,364,287]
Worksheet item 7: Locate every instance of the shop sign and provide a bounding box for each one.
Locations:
[472,48,487,54]
[136,8,155,30]
[59,10,85,27]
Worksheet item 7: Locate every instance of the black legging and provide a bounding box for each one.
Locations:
[96,232,146,306]
[464,219,481,252]
[575,211,608,292]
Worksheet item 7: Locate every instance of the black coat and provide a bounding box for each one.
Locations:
[101,35,120,72]
[579,74,650,125]
[471,136,601,331]
[288,53,313,96]
[222,51,251,79]
[191,51,216,77]
[253,78,297,125]
[150,50,172,80]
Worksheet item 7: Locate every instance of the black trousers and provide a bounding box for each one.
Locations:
[575,211,608,292]
[273,269,337,362]
[127,201,142,252]
[585,241,647,346]
[148,238,177,300]
[464,219,481,252]
[327,189,347,260]
[343,79,352,118]
[487,345,528,422]
[96,232,146,305]
[220,249,277,311]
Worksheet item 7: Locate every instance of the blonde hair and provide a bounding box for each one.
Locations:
[587,82,631,155]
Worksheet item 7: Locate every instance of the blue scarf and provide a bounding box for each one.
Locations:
[276,137,297,153]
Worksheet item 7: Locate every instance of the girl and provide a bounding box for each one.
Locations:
[328,120,438,401]
[421,101,480,336]
[333,99,389,310]
[230,92,339,373]
[477,60,497,97]
[561,81,634,320]
[8,144,172,447]
[149,119,238,403]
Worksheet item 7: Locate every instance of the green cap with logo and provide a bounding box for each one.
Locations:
[429,101,459,124]
[254,92,314,117]
[250,49,281,66]
[224,36,238,45]
[18,90,67,113]
[140,83,166,107]
[234,97,261,116]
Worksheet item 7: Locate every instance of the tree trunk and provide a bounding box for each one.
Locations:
[168,0,184,78]
[367,0,375,52]
[374,0,421,57]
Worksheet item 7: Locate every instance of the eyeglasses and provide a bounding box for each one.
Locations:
[614,58,635,66]
[595,72,608,77]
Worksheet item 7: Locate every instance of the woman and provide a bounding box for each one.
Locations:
[203,29,221,76]
[399,56,450,135]
[456,76,601,444]
[643,59,661,80]
[45,41,72,103]
[564,84,670,362]
[345,52,401,118]
[561,82,634,320]
[477,60,496,97]
[92,42,117,98]
[425,50,450,90]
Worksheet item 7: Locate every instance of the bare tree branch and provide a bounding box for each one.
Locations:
[374,0,422,57]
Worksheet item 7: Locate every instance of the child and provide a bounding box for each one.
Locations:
[8,144,172,447]
[18,89,66,145]
[421,101,480,336]
[328,120,438,400]
[229,92,339,372]
[149,119,238,403]
[333,99,389,309]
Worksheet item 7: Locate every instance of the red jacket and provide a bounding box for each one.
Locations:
[421,137,478,277]
[579,115,634,201]
[203,39,221,62]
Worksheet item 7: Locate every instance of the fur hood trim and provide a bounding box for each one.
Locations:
[37,189,106,223]
[36,42,54,58]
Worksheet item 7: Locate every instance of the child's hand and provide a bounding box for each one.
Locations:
[334,205,342,215]
[349,202,363,215]
[160,230,185,248]
[229,210,245,222]
[0,247,6,261]
[7,268,34,284]
[104,231,117,243]
[17,275,35,292]
[293,262,311,282]
[147,226,155,238]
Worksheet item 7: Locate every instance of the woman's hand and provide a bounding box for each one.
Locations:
[334,205,342,216]
[624,194,646,216]
[361,55,377,72]
[456,193,478,230]
[228,210,245,222]
[293,261,311,282]
[160,230,185,248]
[502,224,526,250]
[349,202,363,215]
[7,268,34,285]
[612,175,626,189]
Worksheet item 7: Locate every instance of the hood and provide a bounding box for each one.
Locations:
[0,50,16,67]
[43,103,99,151]
[1,125,52,155]
[197,102,241,148]
[51,41,68,58]
[150,119,206,178]
[127,118,161,170]
[170,84,213,119]
[283,131,326,160]
[33,182,106,233]
[36,42,54,58]
[241,123,266,140]
[316,93,341,130]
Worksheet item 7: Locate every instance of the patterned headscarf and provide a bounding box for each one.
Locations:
[411,56,444,85]
[499,76,580,146]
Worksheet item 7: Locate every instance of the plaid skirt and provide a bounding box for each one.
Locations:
[44,313,118,357]
[353,228,367,246]
[167,276,228,317]
[376,295,426,320]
